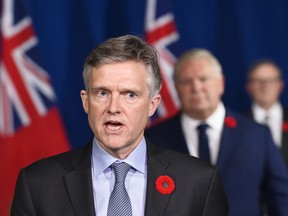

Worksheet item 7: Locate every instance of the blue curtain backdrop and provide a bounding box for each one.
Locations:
[26,0,288,149]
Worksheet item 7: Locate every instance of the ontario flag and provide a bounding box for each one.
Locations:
[0,0,71,215]
[145,0,181,127]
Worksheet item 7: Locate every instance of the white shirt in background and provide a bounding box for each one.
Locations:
[252,102,283,147]
[181,102,225,165]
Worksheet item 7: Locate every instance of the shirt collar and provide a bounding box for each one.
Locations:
[181,102,226,131]
[206,102,225,131]
[91,136,147,177]
[253,102,282,120]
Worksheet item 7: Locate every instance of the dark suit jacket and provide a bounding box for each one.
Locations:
[145,109,288,216]
[246,108,288,166]
[11,141,228,216]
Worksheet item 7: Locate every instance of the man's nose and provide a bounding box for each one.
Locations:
[107,95,121,114]
[190,80,202,92]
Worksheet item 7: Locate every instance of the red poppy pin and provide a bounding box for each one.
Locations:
[155,175,175,195]
[282,121,288,133]
[224,116,237,128]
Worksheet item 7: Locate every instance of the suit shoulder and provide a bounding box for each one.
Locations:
[227,109,269,131]
[150,144,216,173]
[167,148,214,169]
[146,114,180,132]
[22,143,91,177]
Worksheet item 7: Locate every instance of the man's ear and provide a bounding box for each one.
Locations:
[148,94,161,117]
[80,90,88,113]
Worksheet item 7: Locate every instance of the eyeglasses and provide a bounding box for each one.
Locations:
[248,77,281,85]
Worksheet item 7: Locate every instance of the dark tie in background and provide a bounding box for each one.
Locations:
[197,123,211,163]
[107,162,132,216]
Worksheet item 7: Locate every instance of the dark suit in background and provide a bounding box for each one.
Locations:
[246,109,288,167]
[145,48,288,216]
[145,110,288,216]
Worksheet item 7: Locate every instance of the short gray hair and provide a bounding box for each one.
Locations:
[82,35,162,98]
[174,48,223,80]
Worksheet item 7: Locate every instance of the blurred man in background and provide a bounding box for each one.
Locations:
[246,60,288,166]
[145,49,288,216]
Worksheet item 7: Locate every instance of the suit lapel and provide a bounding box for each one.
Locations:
[173,114,190,153]
[217,111,239,169]
[144,143,174,216]
[64,143,96,216]
[281,111,288,165]
[248,107,288,165]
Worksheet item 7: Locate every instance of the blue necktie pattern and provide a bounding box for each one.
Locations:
[107,162,132,216]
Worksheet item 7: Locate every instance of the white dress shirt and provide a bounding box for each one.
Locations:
[252,102,283,147]
[181,102,225,165]
[91,137,147,215]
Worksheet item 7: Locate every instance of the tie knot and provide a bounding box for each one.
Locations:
[197,123,209,132]
[113,162,130,183]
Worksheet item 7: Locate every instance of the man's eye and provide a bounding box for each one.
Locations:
[200,77,209,82]
[97,90,107,97]
[127,92,136,98]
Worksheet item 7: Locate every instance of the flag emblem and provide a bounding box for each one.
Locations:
[0,0,56,136]
[145,0,180,126]
[0,0,70,215]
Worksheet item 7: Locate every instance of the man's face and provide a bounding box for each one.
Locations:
[175,57,224,120]
[246,63,283,109]
[81,61,160,159]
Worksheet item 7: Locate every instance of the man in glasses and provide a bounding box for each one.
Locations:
[246,60,288,166]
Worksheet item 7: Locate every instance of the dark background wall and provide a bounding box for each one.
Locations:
[26,0,288,148]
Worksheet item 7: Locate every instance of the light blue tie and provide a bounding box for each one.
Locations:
[107,162,132,216]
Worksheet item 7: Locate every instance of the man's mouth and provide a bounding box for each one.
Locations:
[105,121,123,131]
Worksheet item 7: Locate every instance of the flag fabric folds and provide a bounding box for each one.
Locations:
[145,0,180,126]
[0,0,71,215]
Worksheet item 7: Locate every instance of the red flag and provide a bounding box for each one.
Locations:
[0,0,71,215]
[145,0,180,126]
